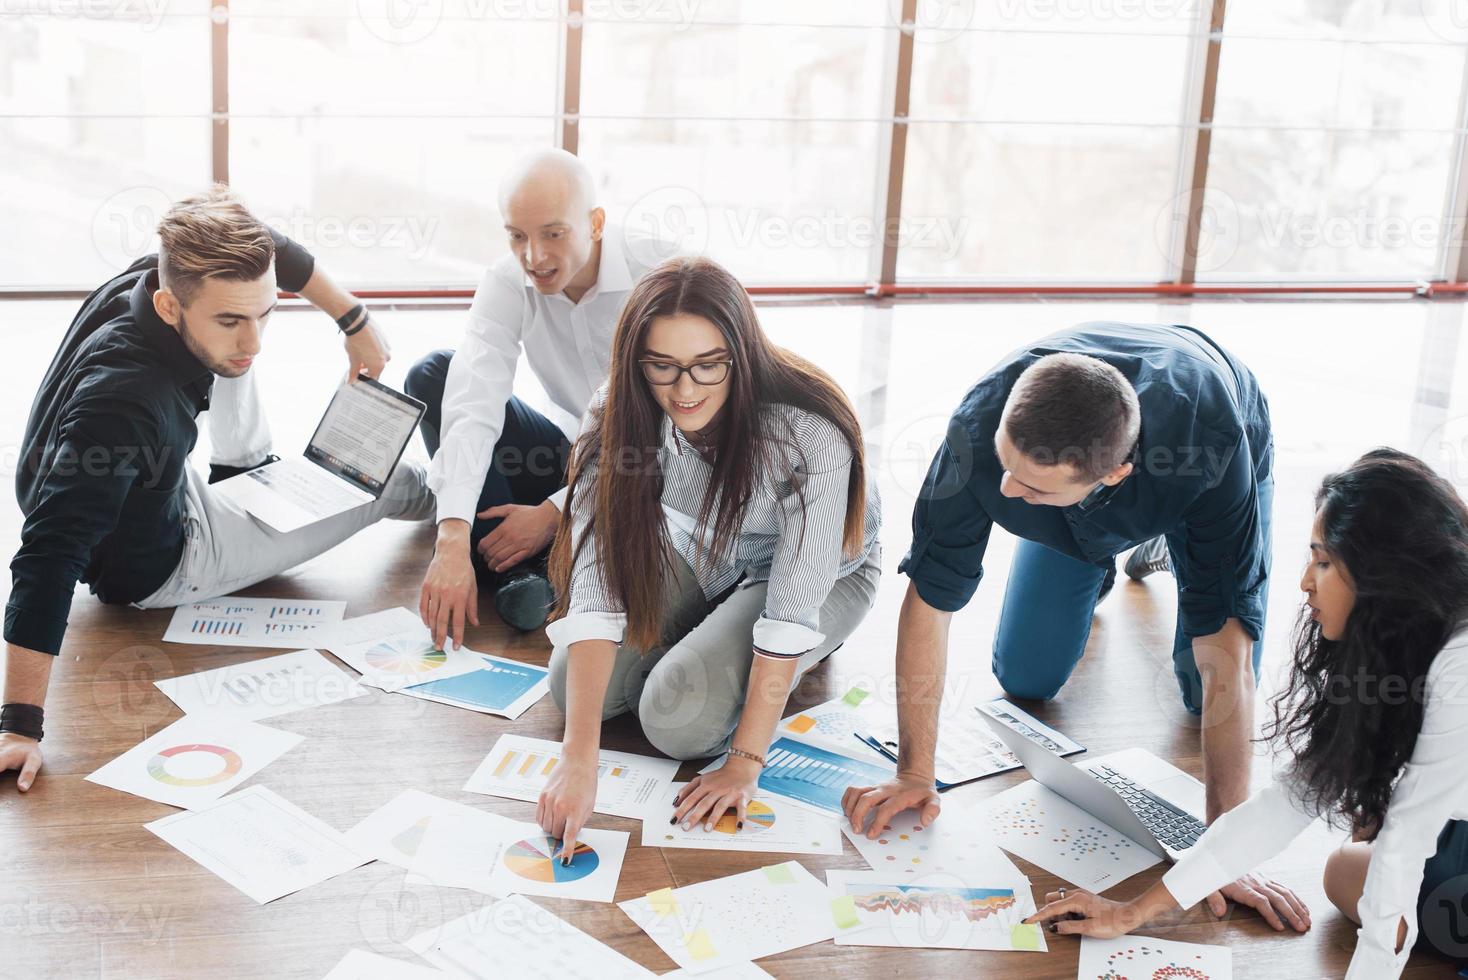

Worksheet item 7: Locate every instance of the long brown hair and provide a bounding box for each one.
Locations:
[548,257,867,651]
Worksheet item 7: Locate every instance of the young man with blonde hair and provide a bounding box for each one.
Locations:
[0,188,434,793]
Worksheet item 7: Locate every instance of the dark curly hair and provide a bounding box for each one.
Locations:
[1265,448,1468,837]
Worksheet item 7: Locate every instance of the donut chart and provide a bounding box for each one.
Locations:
[713,800,776,834]
[146,743,243,787]
[502,836,600,883]
[365,638,447,674]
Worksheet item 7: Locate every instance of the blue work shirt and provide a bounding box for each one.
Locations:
[899,322,1273,641]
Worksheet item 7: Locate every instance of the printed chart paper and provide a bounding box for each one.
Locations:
[662,966,774,979]
[163,597,347,648]
[730,737,895,817]
[407,895,656,979]
[86,714,303,809]
[405,654,549,719]
[154,648,369,722]
[641,783,843,855]
[321,949,446,979]
[464,735,679,818]
[864,698,1084,787]
[976,698,1086,757]
[776,687,888,759]
[145,785,370,904]
[977,780,1162,892]
[1078,934,1233,979]
[619,861,834,974]
[843,803,1022,883]
[826,869,1046,952]
[408,809,514,894]
[346,789,505,870]
[327,608,487,691]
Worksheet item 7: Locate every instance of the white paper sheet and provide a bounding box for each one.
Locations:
[463,735,679,818]
[321,949,446,979]
[86,714,303,809]
[346,789,508,870]
[145,785,370,904]
[408,810,514,894]
[775,687,888,759]
[327,608,487,691]
[398,652,549,720]
[661,966,774,979]
[1078,934,1233,979]
[640,783,843,855]
[154,648,370,721]
[843,802,1023,884]
[162,596,347,648]
[406,895,656,978]
[977,780,1162,892]
[618,861,834,974]
[825,869,1047,952]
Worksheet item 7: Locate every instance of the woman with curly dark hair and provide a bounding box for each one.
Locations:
[1029,448,1468,978]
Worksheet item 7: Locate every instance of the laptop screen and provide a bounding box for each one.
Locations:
[304,376,425,496]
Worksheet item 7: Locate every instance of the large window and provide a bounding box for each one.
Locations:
[2,0,1468,289]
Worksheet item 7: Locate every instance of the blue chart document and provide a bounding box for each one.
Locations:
[757,737,895,816]
[408,655,549,720]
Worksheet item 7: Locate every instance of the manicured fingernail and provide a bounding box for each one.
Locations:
[737,821,744,830]
[669,816,677,825]
[672,797,681,806]
[1049,924,1058,933]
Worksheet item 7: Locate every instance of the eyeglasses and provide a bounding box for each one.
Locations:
[639,359,732,386]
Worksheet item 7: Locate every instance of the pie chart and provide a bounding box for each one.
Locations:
[147,743,243,787]
[502,836,600,883]
[713,800,776,834]
[366,637,447,674]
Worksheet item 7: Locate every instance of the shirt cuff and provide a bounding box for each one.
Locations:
[1160,846,1234,910]
[1344,922,1412,980]
[431,482,483,527]
[545,611,626,648]
[546,485,568,512]
[751,617,826,658]
[3,600,68,656]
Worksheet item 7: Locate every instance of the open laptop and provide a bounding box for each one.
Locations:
[214,376,425,534]
[980,711,1208,862]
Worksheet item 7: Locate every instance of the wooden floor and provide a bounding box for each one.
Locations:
[3,295,1467,979]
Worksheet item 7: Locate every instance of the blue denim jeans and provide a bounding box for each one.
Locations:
[991,477,1273,715]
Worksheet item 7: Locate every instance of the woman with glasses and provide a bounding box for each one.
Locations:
[535,257,882,861]
[1028,448,1468,979]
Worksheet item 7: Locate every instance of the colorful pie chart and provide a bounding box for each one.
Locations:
[365,637,446,674]
[713,799,776,834]
[146,743,243,787]
[502,836,600,883]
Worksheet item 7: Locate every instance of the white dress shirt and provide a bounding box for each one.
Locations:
[1162,626,1468,980]
[427,224,667,525]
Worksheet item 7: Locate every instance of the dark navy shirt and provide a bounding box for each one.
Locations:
[899,322,1274,641]
[6,232,314,656]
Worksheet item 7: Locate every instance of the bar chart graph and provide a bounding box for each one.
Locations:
[756,737,895,816]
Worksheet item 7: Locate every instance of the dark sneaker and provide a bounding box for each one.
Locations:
[493,568,555,632]
[1097,561,1117,603]
[1124,535,1172,581]
[208,454,280,485]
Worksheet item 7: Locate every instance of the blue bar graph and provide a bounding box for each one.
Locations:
[757,737,894,815]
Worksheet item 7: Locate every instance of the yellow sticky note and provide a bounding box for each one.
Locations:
[830,895,860,930]
[786,714,817,734]
[761,862,796,885]
[841,686,870,706]
[683,928,717,961]
[647,887,678,918]
[1010,922,1042,950]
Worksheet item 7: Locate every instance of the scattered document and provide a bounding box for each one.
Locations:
[843,801,1022,883]
[407,895,656,978]
[346,789,502,870]
[86,714,302,809]
[405,653,549,719]
[641,783,842,856]
[706,737,894,817]
[776,687,888,760]
[162,597,347,648]
[619,861,833,974]
[154,648,369,722]
[977,780,1162,892]
[976,698,1086,757]
[327,608,487,691]
[826,869,1046,952]
[145,785,370,904]
[321,949,446,979]
[464,735,679,818]
[1078,934,1232,979]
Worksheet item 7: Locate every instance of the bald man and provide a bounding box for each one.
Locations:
[409,149,668,641]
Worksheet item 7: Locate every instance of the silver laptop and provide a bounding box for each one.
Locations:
[980,711,1208,862]
[214,376,424,533]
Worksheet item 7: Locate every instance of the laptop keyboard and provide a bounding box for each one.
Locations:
[248,463,365,512]
[1093,766,1206,850]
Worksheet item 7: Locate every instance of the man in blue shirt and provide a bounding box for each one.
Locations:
[846,322,1308,933]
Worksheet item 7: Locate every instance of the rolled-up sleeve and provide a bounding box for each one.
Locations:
[267,229,316,293]
[1174,430,1267,640]
[753,413,856,659]
[897,414,993,613]
[427,263,526,526]
[5,409,154,654]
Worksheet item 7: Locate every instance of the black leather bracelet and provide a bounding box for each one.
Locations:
[342,312,370,337]
[0,702,43,742]
[335,303,365,333]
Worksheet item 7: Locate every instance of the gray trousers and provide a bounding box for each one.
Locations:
[135,460,435,609]
[548,548,882,760]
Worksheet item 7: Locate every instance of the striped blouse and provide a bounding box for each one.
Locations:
[544,386,882,658]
